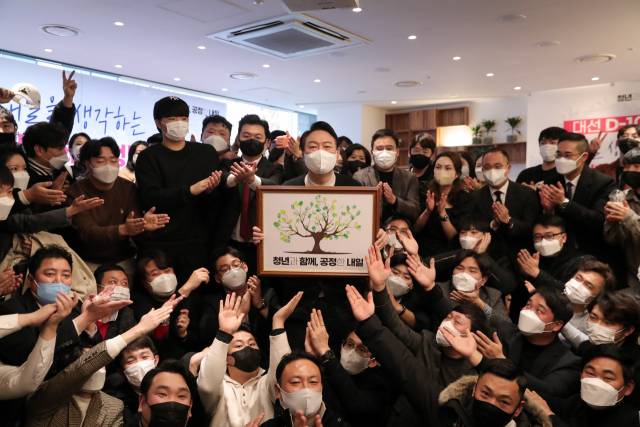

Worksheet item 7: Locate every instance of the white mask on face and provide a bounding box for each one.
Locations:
[279,385,323,418]
[475,168,485,182]
[72,146,82,160]
[132,154,138,165]
[435,320,465,347]
[451,272,478,293]
[0,197,15,220]
[221,267,247,290]
[45,151,69,170]
[586,321,626,345]
[304,149,337,175]
[203,134,228,152]
[80,367,106,393]
[534,238,563,257]
[539,144,557,162]
[555,155,583,175]
[373,150,397,170]
[517,309,556,336]
[386,275,411,298]
[459,236,480,250]
[580,377,625,409]
[434,169,457,186]
[148,273,178,297]
[460,166,469,180]
[387,233,403,250]
[340,348,371,375]
[124,359,156,388]
[110,287,130,302]
[162,121,189,141]
[483,168,508,188]
[13,171,30,190]
[92,164,119,184]
[564,278,593,305]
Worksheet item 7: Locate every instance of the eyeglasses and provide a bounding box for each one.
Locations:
[387,227,409,237]
[554,151,583,159]
[533,232,563,243]
[343,340,371,357]
[218,260,242,275]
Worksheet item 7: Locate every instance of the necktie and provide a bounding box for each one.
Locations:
[565,182,573,200]
[239,163,254,241]
[494,190,503,204]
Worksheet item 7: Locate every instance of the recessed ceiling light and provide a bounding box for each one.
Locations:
[514,86,521,90]
[263,64,270,68]
[44,48,53,52]
[498,14,526,23]
[394,81,422,87]
[486,73,494,77]
[197,46,206,50]
[314,79,321,83]
[230,73,257,80]
[40,25,81,37]
[115,64,122,68]
[114,21,124,26]
[536,41,560,48]
[391,101,397,104]
[174,78,180,81]
[353,7,362,12]
[592,77,600,81]
[299,105,305,108]
[577,54,616,64]
[408,35,417,40]
[222,88,228,91]
[453,56,460,60]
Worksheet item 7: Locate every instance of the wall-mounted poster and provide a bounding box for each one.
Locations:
[257,186,380,277]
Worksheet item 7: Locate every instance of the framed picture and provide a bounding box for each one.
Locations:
[257,186,380,277]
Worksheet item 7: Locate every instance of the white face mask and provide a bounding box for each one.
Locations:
[580,377,625,409]
[435,320,465,347]
[586,321,626,345]
[564,278,593,305]
[340,348,371,375]
[13,171,30,190]
[434,169,456,186]
[110,287,130,302]
[45,151,69,170]
[279,385,323,418]
[555,155,583,175]
[162,121,189,141]
[92,164,120,184]
[459,236,480,250]
[80,367,106,393]
[460,166,469,180]
[0,197,15,221]
[483,168,508,188]
[124,359,156,388]
[475,168,485,182]
[517,309,556,336]
[451,272,478,293]
[534,237,563,257]
[373,150,397,170]
[72,146,82,160]
[387,233,403,250]
[132,154,138,165]
[203,134,228,152]
[386,275,411,298]
[304,149,337,175]
[221,267,247,290]
[148,273,178,297]
[539,144,557,162]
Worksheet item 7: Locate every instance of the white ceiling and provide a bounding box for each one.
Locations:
[1,0,639,115]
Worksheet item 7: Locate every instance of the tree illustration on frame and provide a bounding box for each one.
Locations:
[273,195,362,254]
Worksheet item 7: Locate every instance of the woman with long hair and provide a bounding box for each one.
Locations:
[118,140,148,184]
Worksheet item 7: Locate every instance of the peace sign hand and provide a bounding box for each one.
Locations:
[62,70,77,107]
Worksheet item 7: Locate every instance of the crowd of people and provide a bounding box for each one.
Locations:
[0,71,639,427]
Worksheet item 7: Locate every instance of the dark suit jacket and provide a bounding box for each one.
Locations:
[213,157,284,248]
[496,321,581,398]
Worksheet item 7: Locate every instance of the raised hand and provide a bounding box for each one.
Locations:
[175,309,190,338]
[230,162,258,184]
[365,245,391,291]
[144,207,170,231]
[589,130,606,154]
[346,285,374,321]
[474,331,505,359]
[406,255,436,291]
[605,199,630,222]
[138,306,173,335]
[83,285,132,323]
[450,287,483,308]
[67,195,104,217]
[525,389,554,416]
[161,294,185,310]
[23,182,66,205]
[205,171,223,194]
[247,276,263,309]
[18,304,56,328]
[437,193,448,216]
[252,226,264,245]
[492,202,510,224]
[425,190,436,213]
[62,70,77,107]
[182,268,210,295]
[45,291,77,328]
[524,280,536,294]
[188,347,209,376]
[0,267,19,296]
[463,176,482,192]
[540,183,565,208]
[517,249,540,278]
[245,413,265,427]
[191,177,213,196]
[0,87,15,104]
[293,411,322,427]
[440,326,475,358]
[119,211,146,237]
[381,182,396,205]
[239,290,253,316]
[307,309,330,356]
[472,233,491,254]
[273,291,303,329]
[219,293,245,334]
[397,229,419,257]
[51,172,69,192]
[374,228,389,251]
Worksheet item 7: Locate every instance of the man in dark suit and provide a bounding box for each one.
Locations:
[213,114,285,275]
[540,133,617,268]
[472,147,540,255]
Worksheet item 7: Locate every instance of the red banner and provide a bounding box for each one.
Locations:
[564,115,640,134]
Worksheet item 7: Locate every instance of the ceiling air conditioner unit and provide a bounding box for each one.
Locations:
[279,0,359,13]
[207,14,370,60]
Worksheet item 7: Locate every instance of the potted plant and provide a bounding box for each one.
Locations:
[481,119,496,144]
[505,116,523,142]
[471,125,483,145]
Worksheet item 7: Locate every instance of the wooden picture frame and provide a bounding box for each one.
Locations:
[257,186,380,277]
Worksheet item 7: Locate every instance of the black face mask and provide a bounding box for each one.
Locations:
[348,160,367,174]
[148,401,190,427]
[0,132,16,146]
[230,346,261,373]
[472,397,518,427]
[623,171,640,189]
[240,138,265,157]
[410,154,430,169]
[618,138,640,155]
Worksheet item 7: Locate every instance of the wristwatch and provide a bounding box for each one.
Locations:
[257,299,267,310]
[321,350,336,363]
[507,216,514,229]
[440,214,450,222]
[559,198,570,211]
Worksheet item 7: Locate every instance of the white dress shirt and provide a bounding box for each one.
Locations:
[229,158,263,243]
[305,172,336,187]
[564,174,581,200]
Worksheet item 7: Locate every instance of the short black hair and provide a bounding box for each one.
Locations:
[0,106,17,128]
[454,250,492,278]
[588,292,640,345]
[141,359,197,402]
[371,129,399,150]
[410,133,436,152]
[457,151,473,169]
[22,122,69,158]
[202,115,232,135]
[94,263,125,286]
[276,350,324,384]
[337,136,353,147]
[577,260,616,293]
[153,97,189,121]
[29,245,73,275]
[534,214,566,234]
[482,147,510,164]
[268,147,285,163]
[56,341,93,373]
[458,214,491,234]
[301,121,338,151]
[126,140,148,172]
[389,253,409,271]
[138,250,174,278]
[623,148,640,166]
[0,146,28,171]
[617,124,640,139]
[147,133,163,145]
[69,132,90,150]
[478,359,527,400]
[538,127,567,144]
[211,246,245,273]
[270,130,286,141]
[558,132,588,154]
[115,335,157,369]
[238,114,268,138]
[529,286,573,326]
[78,138,121,172]
[0,164,14,188]
[234,323,256,341]
[452,303,490,336]
[383,215,413,231]
[581,344,635,384]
